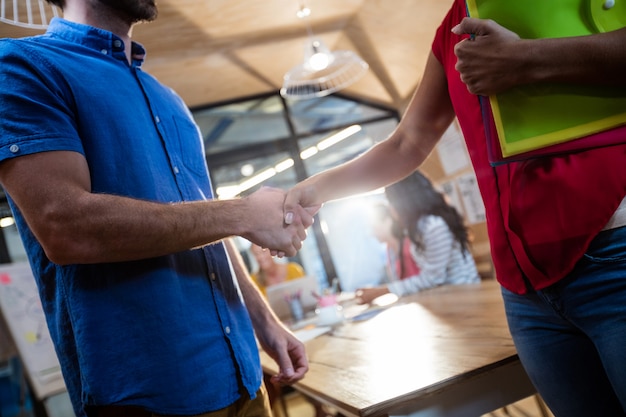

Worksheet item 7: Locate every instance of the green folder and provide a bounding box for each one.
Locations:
[465,0,626,158]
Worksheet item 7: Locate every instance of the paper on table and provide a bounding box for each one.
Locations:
[293,326,332,343]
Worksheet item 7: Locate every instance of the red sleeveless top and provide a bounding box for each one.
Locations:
[394,237,421,280]
[432,0,626,293]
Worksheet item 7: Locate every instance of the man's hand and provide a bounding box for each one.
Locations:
[242,186,314,257]
[223,238,308,384]
[452,17,524,96]
[256,321,309,385]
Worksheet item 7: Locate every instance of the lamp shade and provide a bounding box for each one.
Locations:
[281,39,369,100]
[1,0,60,29]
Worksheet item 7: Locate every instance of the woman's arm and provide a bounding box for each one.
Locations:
[284,52,456,215]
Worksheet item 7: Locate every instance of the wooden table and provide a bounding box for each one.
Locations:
[260,280,537,417]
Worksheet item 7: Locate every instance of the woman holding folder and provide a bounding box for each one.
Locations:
[284,1,626,415]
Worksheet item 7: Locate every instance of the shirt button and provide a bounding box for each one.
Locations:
[113,40,122,48]
[224,326,231,334]
[155,116,161,123]
[9,145,19,153]
[210,272,216,281]
[100,49,107,54]
[173,167,180,174]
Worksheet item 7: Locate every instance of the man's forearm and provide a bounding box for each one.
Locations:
[45,195,255,264]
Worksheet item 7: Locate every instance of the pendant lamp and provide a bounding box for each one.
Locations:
[1,0,60,29]
[280,3,368,100]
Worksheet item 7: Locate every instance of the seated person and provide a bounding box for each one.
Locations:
[249,243,305,295]
[357,171,480,304]
[369,202,421,281]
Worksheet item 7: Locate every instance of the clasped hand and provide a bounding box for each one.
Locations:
[241,186,313,257]
[244,185,321,257]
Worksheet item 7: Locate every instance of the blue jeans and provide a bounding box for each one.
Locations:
[502,226,626,417]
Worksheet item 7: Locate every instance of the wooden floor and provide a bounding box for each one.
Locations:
[276,391,555,417]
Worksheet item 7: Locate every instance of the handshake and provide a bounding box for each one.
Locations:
[239,181,322,258]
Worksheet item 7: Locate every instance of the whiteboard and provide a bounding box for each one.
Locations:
[0,262,66,400]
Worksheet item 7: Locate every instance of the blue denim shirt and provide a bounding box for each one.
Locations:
[0,18,261,417]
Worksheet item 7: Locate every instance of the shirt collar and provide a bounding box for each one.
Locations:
[46,17,146,67]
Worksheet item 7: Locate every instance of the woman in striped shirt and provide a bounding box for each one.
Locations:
[357,171,480,304]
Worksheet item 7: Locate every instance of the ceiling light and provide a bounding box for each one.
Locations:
[0,217,15,228]
[317,125,361,150]
[0,0,60,29]
[239,168,276,192]
[300,146,319,160]
[300,125,361,160]
[306,40,332,71]
[274,158,294,173]
[216,125,361,199]
[240,163,254,177]
[281,3,368,100]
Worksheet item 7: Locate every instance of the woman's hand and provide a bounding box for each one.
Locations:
[355,286,390,305]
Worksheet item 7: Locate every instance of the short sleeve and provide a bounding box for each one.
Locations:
[0,39,84,163]
[432,0,467,63]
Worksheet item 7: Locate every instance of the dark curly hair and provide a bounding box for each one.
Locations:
[385,170,471,255]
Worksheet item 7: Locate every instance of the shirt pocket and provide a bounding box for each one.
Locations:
[171,115,209,178]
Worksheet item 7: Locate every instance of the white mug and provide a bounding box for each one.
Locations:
[316,305,343,326]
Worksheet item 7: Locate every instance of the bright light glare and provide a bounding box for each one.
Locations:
[300,146,318,160]
[240,163,254,177]
[0,217,15,228]
[372,293,398,307]
[317,125,361,150]
[240,168,276,191]
[217,125,364,199]
[275,158,294,173]
[216,168,276,199]
[215,185,241,200]
[296,7,311,18]
[308,52,330,71]
[320,219,329,235]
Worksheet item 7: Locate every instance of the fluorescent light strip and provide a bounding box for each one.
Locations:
[217,125,363,198]
[317,125,361,150]
[0,217,15,228]
[215,185,241,199]
[275,158,294,172]
[301,125,361,160]
[300,146,318,160]
[239,168,276,191]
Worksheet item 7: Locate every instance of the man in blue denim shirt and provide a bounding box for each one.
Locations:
[0,0,315,416]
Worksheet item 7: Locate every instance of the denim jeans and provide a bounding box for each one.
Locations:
[502,226,626,417]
